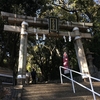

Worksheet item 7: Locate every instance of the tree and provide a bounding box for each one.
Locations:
[0,0,49,69]
[50,0,100,70]
[0,0,100,80]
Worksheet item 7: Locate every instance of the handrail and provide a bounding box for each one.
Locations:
[59,66,100,100]
[0,73,13,85]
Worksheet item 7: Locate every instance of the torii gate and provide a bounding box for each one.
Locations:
[1,11,93,85]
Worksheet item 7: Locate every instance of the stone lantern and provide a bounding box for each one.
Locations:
[86,49,98,77]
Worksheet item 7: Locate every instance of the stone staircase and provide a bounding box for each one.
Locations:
[22,82,100,100]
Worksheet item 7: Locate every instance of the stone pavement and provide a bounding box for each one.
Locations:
[22,82,100,100]
[1,85,23,100]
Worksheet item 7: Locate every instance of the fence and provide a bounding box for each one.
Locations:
[0,69,13,85]
[59,66,100,100]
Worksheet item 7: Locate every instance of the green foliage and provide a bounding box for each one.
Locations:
[0,0,48,16]
[27,36,78,80]
[0,0,100,81]
[0,0,49,70]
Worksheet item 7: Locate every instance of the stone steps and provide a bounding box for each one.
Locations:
[22,82,100,100]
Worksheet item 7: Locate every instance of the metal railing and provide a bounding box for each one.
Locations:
[0,73,13,85]
[59,66,100,100]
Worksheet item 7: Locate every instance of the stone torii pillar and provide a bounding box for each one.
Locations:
[73,27,90,80]
[17,21,28,85]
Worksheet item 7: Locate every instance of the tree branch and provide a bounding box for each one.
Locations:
[53,3,81,22]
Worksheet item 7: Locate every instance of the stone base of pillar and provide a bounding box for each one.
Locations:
[83,78,89,82]
[17,78,26,85]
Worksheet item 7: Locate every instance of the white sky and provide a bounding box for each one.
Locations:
[94,0,100,4]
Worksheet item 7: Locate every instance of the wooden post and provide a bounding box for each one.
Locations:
[17,21,28,85]
[73,27,90,80]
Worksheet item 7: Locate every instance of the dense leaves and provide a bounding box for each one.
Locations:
[0,0,48,15]
[0,0,100,81]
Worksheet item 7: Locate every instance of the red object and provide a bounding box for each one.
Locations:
[63,52,69,69]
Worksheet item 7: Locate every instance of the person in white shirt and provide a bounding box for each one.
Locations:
[26,70,30,84]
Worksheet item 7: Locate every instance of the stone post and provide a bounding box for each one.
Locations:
[73,27,90,80]
[17,21,28,85]
[86,49,98,77]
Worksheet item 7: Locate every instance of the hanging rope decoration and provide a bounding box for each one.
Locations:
[43,34,46,40]
[63,36,66,42]
[68,32,71,42]
[36,33,38,40]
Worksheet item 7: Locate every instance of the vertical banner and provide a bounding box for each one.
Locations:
[63,52,69,74]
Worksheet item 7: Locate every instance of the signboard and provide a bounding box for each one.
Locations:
[49,17,59,34]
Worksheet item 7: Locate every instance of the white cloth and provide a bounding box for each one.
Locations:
[26,72,30,77]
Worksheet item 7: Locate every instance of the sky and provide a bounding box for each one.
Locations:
[94,0,100,4]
